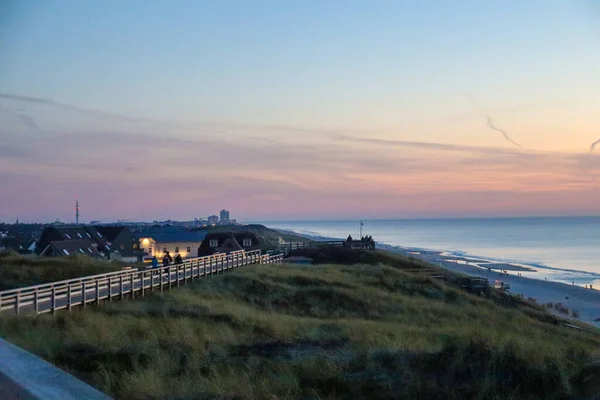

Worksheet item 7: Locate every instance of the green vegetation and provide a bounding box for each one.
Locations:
[0,252,130,291]
[1,250,600,399]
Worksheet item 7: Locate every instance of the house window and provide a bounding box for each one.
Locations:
[133,244,138,249]
[163,248,167,253]
[78,248,84,254]
[86,232,91,238]
[77,233,83,238]
[65,234,71,239]
[97,232,103,237]
[62,249,69,255]
[88,248,93,253]
[209,240,218,248]
[175,246,179,253]
[186,247,191,253]
[242,239,252,247]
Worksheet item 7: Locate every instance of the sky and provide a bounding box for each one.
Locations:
[1,0,600,222]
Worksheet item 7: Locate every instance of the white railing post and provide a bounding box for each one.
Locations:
[160,268,164,292]
[34,288,39,314]
[15,292,20,316]
[119,275,124,300]
[95,280,100,305]
[130,273,135,299]
[108,277,112,301]
[82,281,86,308]
[67,284,72,312]
[51,287,56,314]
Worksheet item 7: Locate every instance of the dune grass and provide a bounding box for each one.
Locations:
[0,252,129,291]
[1,252,600,399]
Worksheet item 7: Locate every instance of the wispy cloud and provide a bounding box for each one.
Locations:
[16,113,38,129]
[1,92,599,221]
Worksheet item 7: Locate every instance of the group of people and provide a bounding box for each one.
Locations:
[150,251,183,269]
[345,235,376,250]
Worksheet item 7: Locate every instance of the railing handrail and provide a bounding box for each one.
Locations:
[0,269,138,297]
[0,249,283,316]
[0,249,262,297]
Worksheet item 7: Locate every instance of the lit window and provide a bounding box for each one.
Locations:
[62,249,69,255]
[133,244,138,249]
[186,247,191,252]
[65,234,71,239]
[209,240,218,248]
[243,239,252,247]
[175,246,179,253]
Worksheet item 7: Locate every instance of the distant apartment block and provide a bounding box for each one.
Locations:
[220,209,230,224]
[207,215,219,225]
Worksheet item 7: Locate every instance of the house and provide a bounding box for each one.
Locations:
[197,231,261,257]
[96,226,139,261]
[39,239,104,258]
[38,226,105,253]
[37,226,138,261]
[138,229,208,260]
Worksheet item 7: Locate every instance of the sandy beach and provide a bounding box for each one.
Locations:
[383,244,600,328]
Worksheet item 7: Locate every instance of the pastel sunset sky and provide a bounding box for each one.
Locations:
[1,0,600,222]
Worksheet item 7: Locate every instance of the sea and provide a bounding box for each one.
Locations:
[259,217,600,287]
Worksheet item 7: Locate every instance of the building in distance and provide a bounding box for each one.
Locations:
[220,209,230,224]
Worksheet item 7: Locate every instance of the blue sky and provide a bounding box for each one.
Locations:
[2,1,598,127]
[1,1,600,221]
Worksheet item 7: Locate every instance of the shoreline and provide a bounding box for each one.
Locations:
[275,228,600,327]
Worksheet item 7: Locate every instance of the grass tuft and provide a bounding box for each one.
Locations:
[1,251,600,399]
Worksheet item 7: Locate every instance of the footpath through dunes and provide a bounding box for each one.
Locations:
[2,250,600,399]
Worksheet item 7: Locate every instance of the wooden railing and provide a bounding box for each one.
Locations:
[0,250,284,316]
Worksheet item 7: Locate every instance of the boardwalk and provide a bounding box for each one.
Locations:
[0,250,282,316]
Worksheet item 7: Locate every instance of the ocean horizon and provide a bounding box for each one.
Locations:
[257,217,600,287]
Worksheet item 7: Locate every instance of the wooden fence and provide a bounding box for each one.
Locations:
[0,250,283,316]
